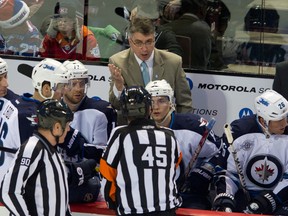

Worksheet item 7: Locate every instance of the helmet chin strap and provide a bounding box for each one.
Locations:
[40,89,55,100]
[256,117,271,139]
[154,105,175,127]
[50,124,65,145]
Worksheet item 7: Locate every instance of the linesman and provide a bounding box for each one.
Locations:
[100,86,182,216]
[1,99,73,216]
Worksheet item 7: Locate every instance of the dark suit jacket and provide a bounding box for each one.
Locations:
[109,48,193,113]
[273,61,288,101]
[163,13,211,69]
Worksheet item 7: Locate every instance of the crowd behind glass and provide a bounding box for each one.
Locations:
[0,0,287,75]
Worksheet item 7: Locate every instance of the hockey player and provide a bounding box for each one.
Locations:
[61,59,116,154]
[145,79,221,209]
[100,86,182,215]
[18,58,70,143]
[61,60,116,202]
[0,57,22,183]
[17,58,100,203]
[1,99,73,216]
[212,90,288,215]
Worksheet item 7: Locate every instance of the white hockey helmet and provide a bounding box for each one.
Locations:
[255,90,288,124]
[0,0,30,29]
[32,58,68,99]
[62,60,90,89]
[0,58,8,75]
[145,79,174,103]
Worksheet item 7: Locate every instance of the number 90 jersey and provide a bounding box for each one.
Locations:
[100,118,182,215]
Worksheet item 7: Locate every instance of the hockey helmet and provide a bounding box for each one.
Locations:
[255,90,288,125]
[37,99,73,130]
[0,0,30,29]
[32,58,69,99]
[62,60,90,90]
[145,79,174,104]
[0,58,8,75]
[120,86,151,118]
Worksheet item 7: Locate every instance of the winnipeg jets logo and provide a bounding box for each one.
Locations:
[255,158,274,183]
[27,115,38,126]
[246,155,282,188]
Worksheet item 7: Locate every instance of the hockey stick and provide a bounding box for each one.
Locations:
[0,146,17,154]
[184,117,216,178]
[224,123,250,202]
[17,63,34,78]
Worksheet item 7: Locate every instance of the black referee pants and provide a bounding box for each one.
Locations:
[119,208,176,216]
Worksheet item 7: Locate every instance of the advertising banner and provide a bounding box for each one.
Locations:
[186,72,273,135]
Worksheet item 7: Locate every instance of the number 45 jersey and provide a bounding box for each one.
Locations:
[100,118,182,215]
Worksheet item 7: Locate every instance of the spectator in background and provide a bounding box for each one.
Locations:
[0,0,42,57]
[272,61,288,101]
[40,0,101,60]
[158,0,182,24]
[108,17,192,125]
[162,0,211,69]
[235,5,285,67]
[205,0,231,70]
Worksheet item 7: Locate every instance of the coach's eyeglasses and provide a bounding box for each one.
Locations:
[130,38,155,48]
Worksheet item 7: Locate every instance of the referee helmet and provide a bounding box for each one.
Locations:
[37,99,73,130]
[120,86,151,118]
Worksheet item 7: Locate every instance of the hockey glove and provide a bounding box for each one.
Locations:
[67,159,97,187]
[212,193,236,212]
[243,191,278,214]
[181,165,213,195]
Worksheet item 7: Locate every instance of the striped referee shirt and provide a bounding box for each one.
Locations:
[1,132,70,216]
[100,118,182,215]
